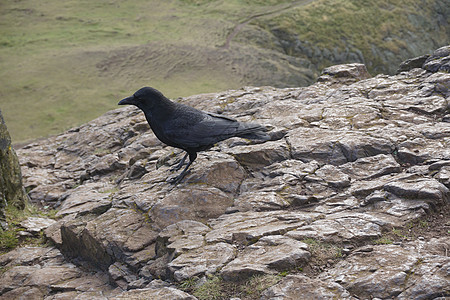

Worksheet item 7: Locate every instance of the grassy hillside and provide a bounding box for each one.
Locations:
[0,0,229,142]
[0,0,448,142]
[247,0,449,73]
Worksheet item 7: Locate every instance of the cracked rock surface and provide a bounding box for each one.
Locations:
[3,47,449,299]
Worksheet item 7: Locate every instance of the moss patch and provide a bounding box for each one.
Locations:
[179,273,286,300]
[0,203,55,253]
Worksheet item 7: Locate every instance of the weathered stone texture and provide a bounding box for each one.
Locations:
[4,48,449,298]
[0,110,28,229]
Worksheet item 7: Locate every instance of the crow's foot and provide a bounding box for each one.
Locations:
[170,153,188,172]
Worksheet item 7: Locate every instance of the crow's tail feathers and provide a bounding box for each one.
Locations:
[236,122,271,141]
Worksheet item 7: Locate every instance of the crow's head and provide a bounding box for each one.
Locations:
[118,87,166,110]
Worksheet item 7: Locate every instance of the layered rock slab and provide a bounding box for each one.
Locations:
[0,246,115,299]
[319,238,450,299]
[220,235,310,281]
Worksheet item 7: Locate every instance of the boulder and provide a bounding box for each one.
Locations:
[317,63,371,84]
[0,110,28,228]
[423,45,450,73]
[169,242,236,282]
[220,235,310,281]
[0,246,114,298]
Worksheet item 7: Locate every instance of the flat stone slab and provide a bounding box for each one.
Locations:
[0,246,114,298]
[261,274,354,300]
[20,217,57,233]
[112,287,197,300]
[220,235,310,281]
[205,211,321,244]
[319,238,450,299]
[168,242,236,282]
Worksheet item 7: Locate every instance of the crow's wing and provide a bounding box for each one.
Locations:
[204,112,269,140]
[163,111,263,150]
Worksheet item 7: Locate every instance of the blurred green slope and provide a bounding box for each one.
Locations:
[0,0,447,142]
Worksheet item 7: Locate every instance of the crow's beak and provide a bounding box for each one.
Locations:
[118,96,136,106]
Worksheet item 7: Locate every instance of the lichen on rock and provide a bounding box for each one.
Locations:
[0,110,28,229]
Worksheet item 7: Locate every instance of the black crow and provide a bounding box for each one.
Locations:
[118,87,269,183]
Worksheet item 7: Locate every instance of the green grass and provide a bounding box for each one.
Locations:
[179,273,286,299]
[0,0,446,143]
[3,0,294,143]
[0,203,56,253]
[373,236,393,245]
[0,0,239,142]
[0,229,19,250]
[302,238,342,261]
[240,274,284,298]
[193,275,224,300]
[251,0,447,72]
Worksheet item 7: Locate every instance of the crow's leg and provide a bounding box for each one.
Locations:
[170,152,189,172]
[167,152,197,184]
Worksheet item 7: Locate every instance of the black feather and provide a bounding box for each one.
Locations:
[119,87,269,183]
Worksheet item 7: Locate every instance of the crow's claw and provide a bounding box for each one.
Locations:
[170,152,188,172]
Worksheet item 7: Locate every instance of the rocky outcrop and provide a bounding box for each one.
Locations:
[0,110,28,229]
[2,46,449,299]
[397,45,450,75]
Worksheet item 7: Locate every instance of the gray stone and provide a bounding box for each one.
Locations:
[112,287,197,300]
[108,262,137,290]
[221,235,310,281]
[0,246,64,269]
[0,246,113,298]
[149,186,233,230]
[313,164,351,188]
[435,166,450,188]
[340,154,401,180]
[232,191,291,212]
[168,242,236,282]
[384,178,449,202]
[288,128,394,166]
[320,242,450,300]
[157,220,210,256]
[182,153,247,193]
[423,45,450,72]
[396,54,429,73]
[60,208,158,270]
[20,217,57,233]
[261,274,354,300]
[286,211,393,243]
[55,182,114,217]
[205,211,320,244]
[227,140,291,169]
[1,286,45,300]
[317,63,371,84]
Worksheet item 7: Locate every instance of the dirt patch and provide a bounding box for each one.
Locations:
[381,203,450,249]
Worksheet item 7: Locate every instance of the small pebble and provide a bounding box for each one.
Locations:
[342,248,352,255]
[18,231,33,237]
[358,246,373,253]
